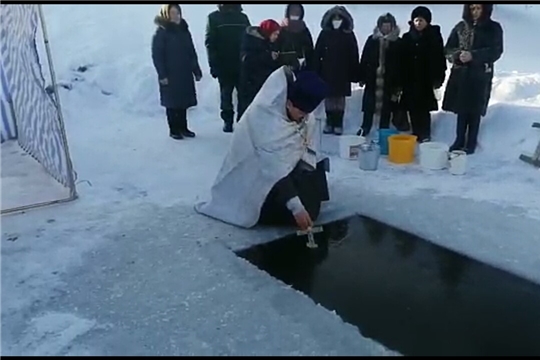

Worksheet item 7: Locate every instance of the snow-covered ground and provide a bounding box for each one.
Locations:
[2,4,540,356]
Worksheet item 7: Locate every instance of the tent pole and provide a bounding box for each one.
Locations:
[37,4,77,199]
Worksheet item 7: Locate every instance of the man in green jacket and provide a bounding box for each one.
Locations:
[205,4,251,133]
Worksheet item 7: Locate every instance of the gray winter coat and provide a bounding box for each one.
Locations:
[152,16,202,109]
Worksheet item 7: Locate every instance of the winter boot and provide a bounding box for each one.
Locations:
[465,114,481,155]
[167,109,183,140]
[450,114,468,151]
[323,112,335,134]
[221,110,234,133]
[333,111,344,136]
[179,109,196,138]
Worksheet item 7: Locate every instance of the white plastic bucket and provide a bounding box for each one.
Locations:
[339,135,366,160]
[449,150,467,175]
[419,142,449,170]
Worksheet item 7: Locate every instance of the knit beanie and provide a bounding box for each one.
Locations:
[259,19,281,38]
[287,71,329,114]
[410,6,432,24]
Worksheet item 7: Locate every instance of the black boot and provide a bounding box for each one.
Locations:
[465,114,481,155]
[221,110,234,133]
[450,114,467,151]
[166,108,183,140]
[178,109,195,138]
[323,112,334,134]
[334,111,344,136]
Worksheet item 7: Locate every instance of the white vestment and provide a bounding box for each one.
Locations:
[195,66,320,228]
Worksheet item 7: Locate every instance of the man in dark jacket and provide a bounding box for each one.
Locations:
[276,4,314,71]
[400,6,447,143]
[205,4,251,133]
[442,4,503,154]
[238,19,281,120]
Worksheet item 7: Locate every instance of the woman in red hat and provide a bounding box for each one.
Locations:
[237,19,282,121]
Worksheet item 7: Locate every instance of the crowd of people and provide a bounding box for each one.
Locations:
[149,3,506,231]
[151,3,503,156]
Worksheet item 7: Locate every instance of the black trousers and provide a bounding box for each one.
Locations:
[237,90,257,121]
[166,108,187,135]
[258,161,330,227]
[218,77,240,123]
[409,110,432,142]
[454,113,481,151]
[361,109,392,136]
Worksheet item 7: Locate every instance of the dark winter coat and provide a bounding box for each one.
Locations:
[276,4,314,71]
[312,6,359,98]
[239,26,280,103]
[359,26,404,114]
[205,4,251,81]
[151,16,202,109]
[400,24,447,112]
[442,5,503,117]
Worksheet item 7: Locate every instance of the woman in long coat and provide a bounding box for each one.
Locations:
[400,6,447,143]
[357,13,403,137]
[312,6,359,136]
[152,4,202,140]
[442,4,503,154]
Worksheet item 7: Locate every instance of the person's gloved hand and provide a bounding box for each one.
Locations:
[210,68,218,79]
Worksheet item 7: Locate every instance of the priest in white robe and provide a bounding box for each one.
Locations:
[195,66,330,230]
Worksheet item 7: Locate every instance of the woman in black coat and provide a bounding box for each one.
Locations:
[400,6,447,143]
[276,4,314,71]
[443,4,503,154]
[237,19,281,120]
[357,13,404,137]
[152,4,202,140]
[312,6,359,136]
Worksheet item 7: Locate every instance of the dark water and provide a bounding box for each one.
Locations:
[236,216,540,356]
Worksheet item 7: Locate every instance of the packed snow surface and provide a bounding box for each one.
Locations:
[2,4,540,356]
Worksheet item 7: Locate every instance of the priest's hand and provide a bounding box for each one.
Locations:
[294,210,313,231]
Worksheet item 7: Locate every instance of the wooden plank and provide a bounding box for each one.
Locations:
[519,124,540,167]
[519,154,540,167]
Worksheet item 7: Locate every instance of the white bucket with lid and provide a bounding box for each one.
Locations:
[419,142,449,170]
[449,150,467,175]
[339,135,366,160]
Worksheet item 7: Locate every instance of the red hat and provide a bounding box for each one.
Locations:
[259,19,281,38]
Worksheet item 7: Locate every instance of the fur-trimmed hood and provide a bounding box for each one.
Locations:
[372,25,400,41]
[462,3,493,24]
[373,13,399,40]
[320,6,354,32]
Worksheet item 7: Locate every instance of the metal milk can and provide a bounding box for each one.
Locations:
[358,140,380,171]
